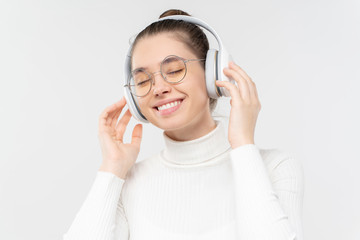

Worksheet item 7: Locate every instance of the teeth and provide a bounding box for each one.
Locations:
[157,100,181,111]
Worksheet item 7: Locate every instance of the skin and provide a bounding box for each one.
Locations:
[97,32,262,179]
[132,33,217,141]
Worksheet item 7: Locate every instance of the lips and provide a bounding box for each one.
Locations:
[153,98,184,110]
[153,98,184,117]
[157,100,182,111]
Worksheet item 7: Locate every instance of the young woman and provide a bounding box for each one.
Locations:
[64,9,304,240]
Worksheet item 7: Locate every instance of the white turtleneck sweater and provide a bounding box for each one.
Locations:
[63,120,304,240]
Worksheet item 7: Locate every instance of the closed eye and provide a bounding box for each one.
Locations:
[167,69,184,75]
[137,79,151,86]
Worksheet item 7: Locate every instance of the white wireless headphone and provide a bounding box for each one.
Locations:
[124,15,234,123]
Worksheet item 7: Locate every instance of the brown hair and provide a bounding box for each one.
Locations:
[130,9,218,112]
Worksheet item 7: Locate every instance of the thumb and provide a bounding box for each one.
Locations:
[131,124,143,148]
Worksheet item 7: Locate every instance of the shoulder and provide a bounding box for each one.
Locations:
[259,147,303,175]
[259,147,305,191]
[231,144,304,181]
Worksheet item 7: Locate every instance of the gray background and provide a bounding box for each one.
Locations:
[0,0,359,239]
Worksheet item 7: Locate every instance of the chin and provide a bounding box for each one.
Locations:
[141,98,209,132]
[149,116,188,131]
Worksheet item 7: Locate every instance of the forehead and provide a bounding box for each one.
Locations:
[131,33,195,71]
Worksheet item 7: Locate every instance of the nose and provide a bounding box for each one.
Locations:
[152,71,172,96]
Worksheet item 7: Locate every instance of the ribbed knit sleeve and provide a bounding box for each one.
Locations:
[63,171,129,240]
[230,144,304,240]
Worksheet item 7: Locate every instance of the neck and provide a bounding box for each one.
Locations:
[164,114,216,141]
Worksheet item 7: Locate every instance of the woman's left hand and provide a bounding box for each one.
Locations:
[215,61,261,149]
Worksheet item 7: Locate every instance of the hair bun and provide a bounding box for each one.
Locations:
[159,9,191,19]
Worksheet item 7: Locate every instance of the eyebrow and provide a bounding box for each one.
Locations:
[132,56,183,72]
[132,64,157,73]
[163,56,182,64]
[132,67,147,72]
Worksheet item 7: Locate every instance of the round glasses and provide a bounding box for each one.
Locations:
[125,55,205,97]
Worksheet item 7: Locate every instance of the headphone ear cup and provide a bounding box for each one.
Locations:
[123,87,148,123]
[124,52,148,123]
[217,49,234,97]
[205,49,221,99]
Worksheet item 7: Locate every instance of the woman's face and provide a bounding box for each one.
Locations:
[131,32,215,140]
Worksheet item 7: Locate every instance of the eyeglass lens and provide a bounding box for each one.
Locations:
[129,56,186,97]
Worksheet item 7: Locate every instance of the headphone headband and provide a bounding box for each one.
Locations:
[125,15,225,64]
[152,15,224,52]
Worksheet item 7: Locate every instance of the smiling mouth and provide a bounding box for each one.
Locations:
[153,99,184,115]
[156,100,182,111]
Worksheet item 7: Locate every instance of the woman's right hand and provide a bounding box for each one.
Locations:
[97,96,143,179]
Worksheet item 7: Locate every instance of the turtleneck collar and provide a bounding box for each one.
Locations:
[160,120,232,168]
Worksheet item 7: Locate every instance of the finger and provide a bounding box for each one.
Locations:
[229,61,252,82]
[215,80,242,106]
[99,104,119,130]
[229,62,258,102]
[107,97,127,126]
[110,101,127,129]
[223,67,250,101]
[99,97,125,128]
[131,124,143,148]
[252,82,260,103]
[115,109,132,141]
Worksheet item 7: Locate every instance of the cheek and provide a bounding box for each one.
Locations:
[192,73,208,99]
[137,97,151,114]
